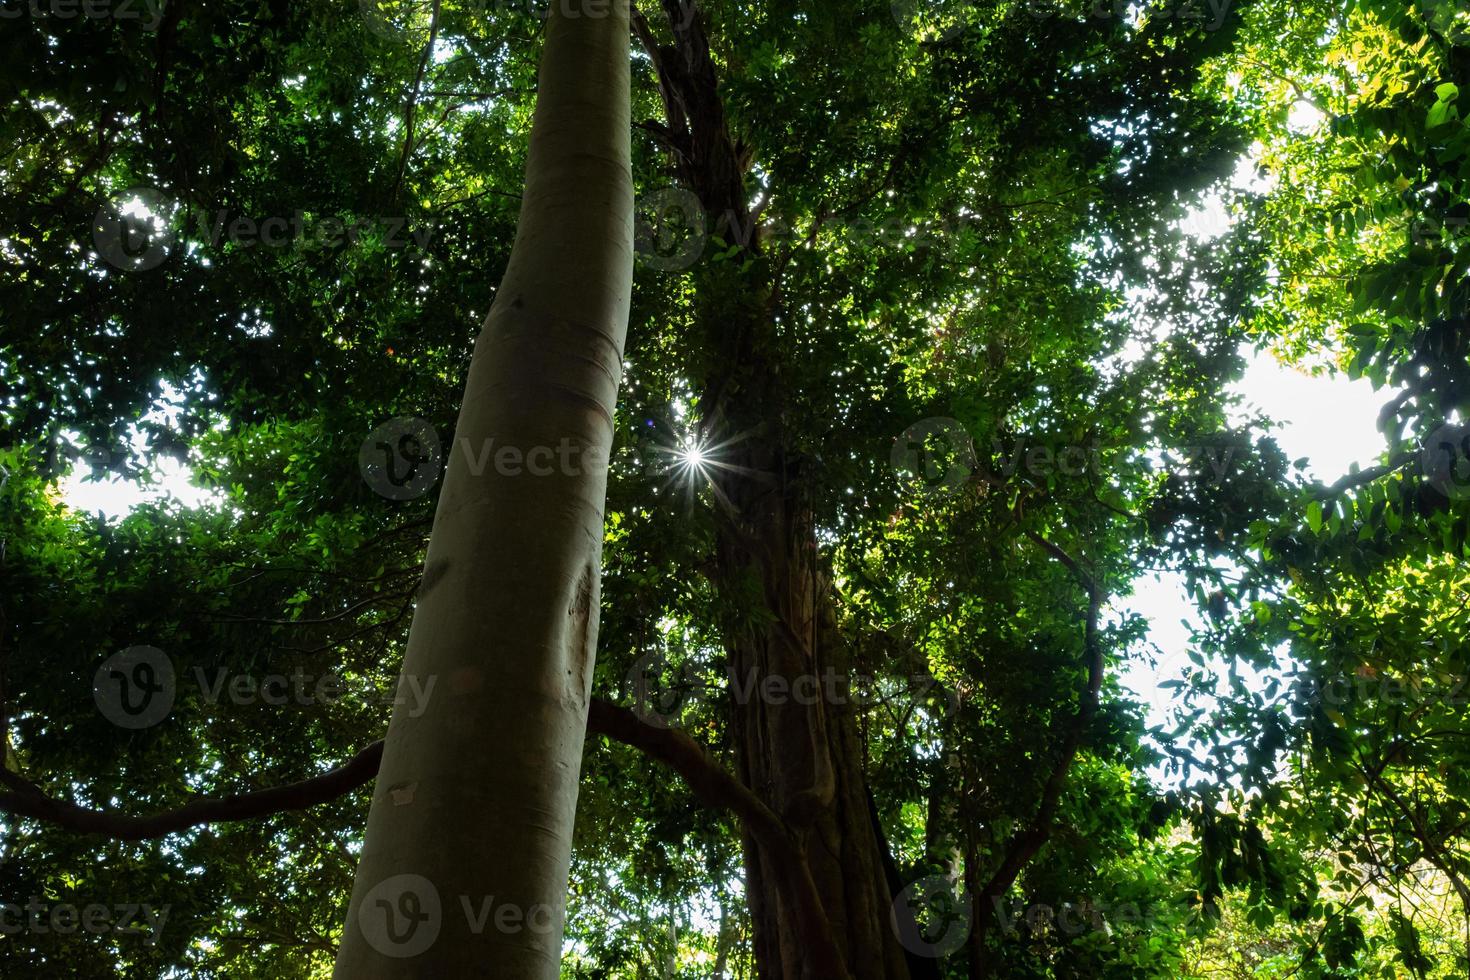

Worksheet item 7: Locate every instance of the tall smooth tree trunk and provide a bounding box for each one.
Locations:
[334,1,632,975]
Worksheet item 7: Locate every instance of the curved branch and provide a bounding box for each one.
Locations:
[970,534,1105,970]
[586,699,852,979]
[976,589,1103,905]
[389,0,444,205]
[0,696,850,976]
[1313,450,1417,499]
[587,698,785,841]
[1022,528,1094,592]
[0,699,775,843]
[0,740,386,842]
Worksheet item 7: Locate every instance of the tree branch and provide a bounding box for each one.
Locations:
[587,698,853,980]
[1023,528,1095,592]
[207,588,415,627]
[976,589,1103,902]
[969,533,1105,964]
[0,695,782,844]
[0,740,386,842]
[1313,450,1417,499]
[587,698,785,841]
[389,0,443,205]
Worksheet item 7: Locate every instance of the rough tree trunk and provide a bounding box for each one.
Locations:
[709,434,915,980]
[333,1,632,976]
[636,4,957,974]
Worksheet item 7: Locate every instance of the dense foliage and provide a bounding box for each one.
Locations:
[1,0,1468,976]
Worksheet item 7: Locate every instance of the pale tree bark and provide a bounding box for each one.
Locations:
[333,1,633,976]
